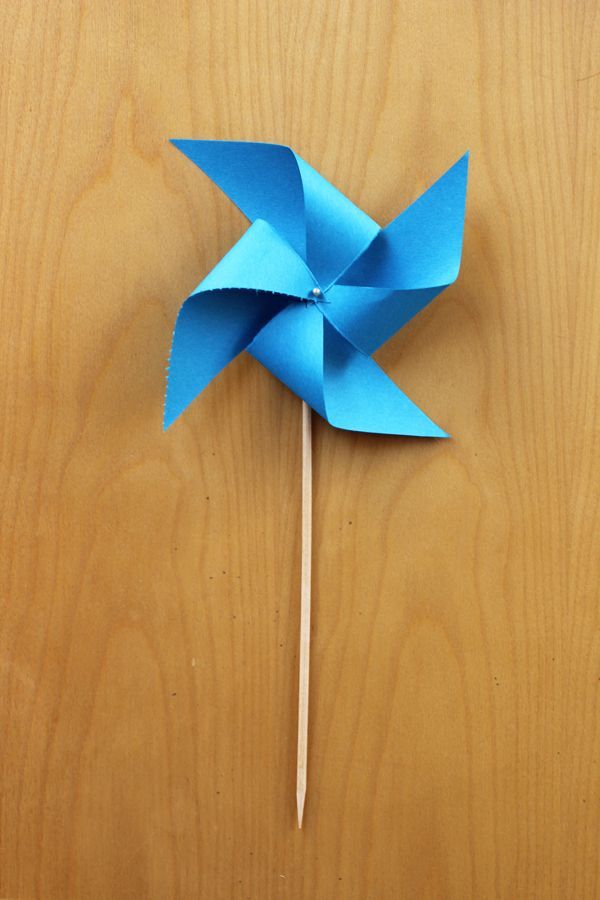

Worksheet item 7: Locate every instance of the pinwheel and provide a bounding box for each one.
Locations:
[165,140,469,825]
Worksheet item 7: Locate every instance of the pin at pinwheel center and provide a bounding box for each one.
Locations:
[307,285,329,304]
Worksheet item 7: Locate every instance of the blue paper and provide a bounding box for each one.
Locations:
[165,141,468,435]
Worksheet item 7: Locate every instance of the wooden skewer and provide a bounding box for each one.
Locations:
[296,400,312,828]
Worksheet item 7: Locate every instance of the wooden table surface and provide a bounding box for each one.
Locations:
[1,1,599,897]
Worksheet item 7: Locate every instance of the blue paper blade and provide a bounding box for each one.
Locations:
[171,139,380,288]
[322,284,443,355]
[164,289,291,429]
[198,219,317,299]
[293,156,379,288]
[248,304,447,436]
[322,320,448,437]
[338,153,469,290]
[171,140,307,258]
[247,302,327,417]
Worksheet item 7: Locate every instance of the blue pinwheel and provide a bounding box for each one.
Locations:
[163,140,469,826]
[165,140,468,436]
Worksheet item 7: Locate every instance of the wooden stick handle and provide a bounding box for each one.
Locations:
[296,400,312,828]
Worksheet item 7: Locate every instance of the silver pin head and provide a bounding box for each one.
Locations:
[311,287,322,298]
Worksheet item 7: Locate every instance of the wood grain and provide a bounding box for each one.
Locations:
[1,1,599,897]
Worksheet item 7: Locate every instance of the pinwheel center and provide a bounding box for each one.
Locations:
[307,286,327,304]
